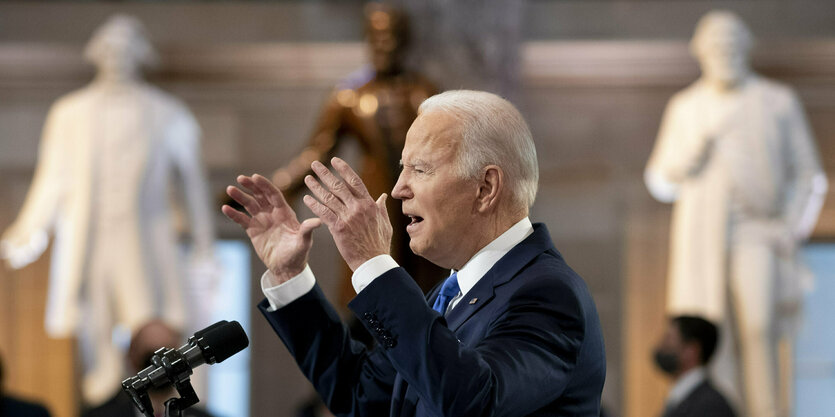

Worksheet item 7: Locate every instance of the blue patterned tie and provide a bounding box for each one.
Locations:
[432,272,460,315]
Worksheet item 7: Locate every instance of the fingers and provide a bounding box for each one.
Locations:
[231,174,293,215]
[305,174,347,213]
[226,183,260,215]
[303,194,340,227]
[331,157,372,199]
[305,158,373,217]
[221,204,250,229]
[238,175,271,209]
[311,160,356,203]
[251,174,290,209]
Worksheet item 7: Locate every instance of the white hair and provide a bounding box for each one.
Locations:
[418,90,539,210]
[690,10,754,57]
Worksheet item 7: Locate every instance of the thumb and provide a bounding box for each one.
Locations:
[376,194,390,219]
[299,217,323,239]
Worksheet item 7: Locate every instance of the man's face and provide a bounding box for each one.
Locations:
[653,322,686,377]
[696,20,750,89]
[392,111,479,269]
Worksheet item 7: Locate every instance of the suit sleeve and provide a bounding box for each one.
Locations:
[349,267,589,417]
[259,284,397,417]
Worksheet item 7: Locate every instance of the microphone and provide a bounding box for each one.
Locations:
[122,320,249,417]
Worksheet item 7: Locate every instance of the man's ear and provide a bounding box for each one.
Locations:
[476,165,503,213]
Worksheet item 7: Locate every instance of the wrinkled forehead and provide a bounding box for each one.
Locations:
[404,111,463,157]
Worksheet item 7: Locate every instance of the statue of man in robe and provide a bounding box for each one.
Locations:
[271,3,444,299]
[0,15,216,405]
[645,10,827,417]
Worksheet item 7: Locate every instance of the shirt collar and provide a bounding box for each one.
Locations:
[453,217,534,297]
[667,366,707,409]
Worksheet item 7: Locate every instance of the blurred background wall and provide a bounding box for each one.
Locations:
[0,1,834,417]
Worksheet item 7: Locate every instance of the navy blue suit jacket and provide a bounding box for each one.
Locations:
[260,223,606,416]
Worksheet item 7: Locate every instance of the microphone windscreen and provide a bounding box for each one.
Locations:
[199,320,249,363]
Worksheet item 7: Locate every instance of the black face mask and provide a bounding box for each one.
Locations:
[653,348,681,375]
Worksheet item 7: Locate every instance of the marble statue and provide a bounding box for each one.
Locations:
[0,15,216,405]
[645,10,828,417]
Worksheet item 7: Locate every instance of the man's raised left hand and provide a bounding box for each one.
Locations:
[303,157,393,271]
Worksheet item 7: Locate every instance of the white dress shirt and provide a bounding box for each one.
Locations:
[262,217,534,312]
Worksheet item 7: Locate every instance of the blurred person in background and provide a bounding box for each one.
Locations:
[653,316,736,417]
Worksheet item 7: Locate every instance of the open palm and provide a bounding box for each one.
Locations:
[222,174,321,283]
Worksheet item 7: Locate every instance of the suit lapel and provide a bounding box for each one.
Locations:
[444,224,556,332]
[443,280,496,332]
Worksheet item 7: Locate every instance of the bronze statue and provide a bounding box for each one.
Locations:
[272,3,443,299]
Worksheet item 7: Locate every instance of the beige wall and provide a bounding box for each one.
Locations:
[2,3,835,417]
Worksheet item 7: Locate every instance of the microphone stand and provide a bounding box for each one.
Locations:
[123,347,201,417]
[163,378,199,417]
[123,320,249,417]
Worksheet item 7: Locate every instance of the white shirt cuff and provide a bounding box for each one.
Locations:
[351,254,399,294]
[261,265,316,311]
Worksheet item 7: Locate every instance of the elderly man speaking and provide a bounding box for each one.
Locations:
[223,90,606,416]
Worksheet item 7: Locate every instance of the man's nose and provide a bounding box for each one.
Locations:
[391,174,410,200]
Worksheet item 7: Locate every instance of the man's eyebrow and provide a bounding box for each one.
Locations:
[402,158,429,168]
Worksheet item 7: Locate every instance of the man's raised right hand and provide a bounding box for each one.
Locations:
[222,174,321,285]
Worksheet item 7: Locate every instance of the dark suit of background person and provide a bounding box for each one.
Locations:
[0,396,51,417]
[222,90,606,416]
[653,316,736,417]
[0,353,51,417]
